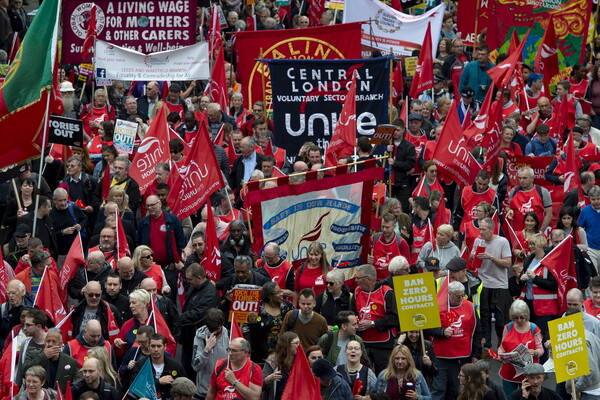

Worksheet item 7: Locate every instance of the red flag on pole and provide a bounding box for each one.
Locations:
[392,62,403,104]
[487,30,530,89]
[150,300,177,355]
[481,100,505,174]
[208,5,223,60]
[166,122,226,219]
[508,29,520,54]
[130,103,172,195]
[213,124,225,146]
[432,101,482,186]
[55,309,75,343]
[539,235,577,314]
[80,5,97,59]
[534,16,559,96]
[34,268,67,325]
[325,71,357,168]
[0,331,18,399]
[501,217,524,251]
[464,85,496,149]
[101,166,111,201]
[59,233,85,296]
[226,136,239,168]
[229,312,243,341]
[281,344,320,400]
[264,139,274,157]
[202,204,223,282]
[204,46,229,115]
[409,23,434,99]
[116,211,131,258]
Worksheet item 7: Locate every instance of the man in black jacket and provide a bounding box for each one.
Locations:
[71,358,120,400]
[103,272,131,321]
[229,137,264,193]
[389,119,416,212]
[68,251,111,301]
[141,278,180,341]
[70,281,123,340]
[181,263,219,381]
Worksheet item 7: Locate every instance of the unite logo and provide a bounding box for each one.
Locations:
[447,138,470,163]
[518,197,534,213]
[541,44,557,58]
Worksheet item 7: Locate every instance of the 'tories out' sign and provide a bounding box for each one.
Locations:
[62,0,196,63]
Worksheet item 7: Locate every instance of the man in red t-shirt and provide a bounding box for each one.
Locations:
[206,338,263,400]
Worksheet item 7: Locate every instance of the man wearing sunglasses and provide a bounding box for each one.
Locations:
[69,281,122,343]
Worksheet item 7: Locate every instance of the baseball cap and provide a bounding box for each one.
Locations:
[312,359,336,380]
[408,113,423,121]
[446,257,467,272]
[425,257,440,271]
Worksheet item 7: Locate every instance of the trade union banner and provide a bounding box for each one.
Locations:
[486,0,592,66]
[232,22,362,110]
[94,40,210,81]
[62,0,196,64]
[245,163,383,280]
[344,0,444,57]
[268,57,389,158]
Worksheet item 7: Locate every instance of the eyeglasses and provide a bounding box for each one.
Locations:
[458,373,466,377]
[145,202,160,209]
[141,254,154,259]
[86,293,102,298]
[226,348,243,353]
[347,346,361,351]
[326,281,336,286]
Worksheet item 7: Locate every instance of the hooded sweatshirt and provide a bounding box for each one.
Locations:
[191,325,229,396]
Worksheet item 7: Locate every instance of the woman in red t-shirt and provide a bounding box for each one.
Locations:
[295,242,332,296]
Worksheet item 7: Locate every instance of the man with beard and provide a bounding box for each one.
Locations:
[60,81,82,119]
[80,88,116,141]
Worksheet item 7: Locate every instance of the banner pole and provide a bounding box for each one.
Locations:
[32,90,53,237]
[473,0,481,52]
[245,208,254,243]
[389,49,394,124]
[260,48,266,103]
[420,330,427,356]
[571,380,577,400]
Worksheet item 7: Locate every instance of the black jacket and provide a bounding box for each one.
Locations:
[22,350,78,393]
[119,270,148,297]
[93,175,141,215]
[180,280,220,346]
[229,152,264,191]
[71,377,120,400]
[61,172,97,211]
[70,299,123,340]
[314,286,353,326]
[131,355,186,400]
[392,140,416,186]
[21,212,58,258]
[103,292,132,322]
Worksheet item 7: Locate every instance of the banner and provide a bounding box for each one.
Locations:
[269,57,389,158]
[457,0,490,46]
[233,22,362,109]
[113,119,137,154]
[393,272,441,331]
[486,0,592,67]
[548,313,590,383]
[48,116,84,147]
[94,40,209,81]
[229,284,262,323]
[245,164,383,279]
[61,0,196,64]
[343,0,444,57]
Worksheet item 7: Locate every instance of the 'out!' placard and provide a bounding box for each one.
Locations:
[548,313,590,383]
[393,272,441,331]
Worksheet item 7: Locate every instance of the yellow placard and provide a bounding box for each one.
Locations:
[326,0,345,10]
[393,272,441,331]
[229,284,262,323]
[404,57,418,77]
[548,313,590,383]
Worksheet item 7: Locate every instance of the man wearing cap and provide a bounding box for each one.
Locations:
[521,73,544,110]
[312,358,352,400]
[459,44,494,102]
[171,377,196,400]
[576,114,600,146]
[457,86,480,125]
[440,257,483,312]
[3,223,30,268]
[60,81,82,119]
[508,363,560,400]
[410,100,433,133]
[406,112,428,182]
[419,75,450,107]
[525,124,557,157]
[20,195,58,259]
[367,213,410,281]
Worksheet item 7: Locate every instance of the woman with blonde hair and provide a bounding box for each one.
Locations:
[87,346,121,390]
[295,241,332,296]
[374,345,431,400]
[381,197,411,240]
[457,363,495,400]
[107,186,134,221]
[132,245,169,294]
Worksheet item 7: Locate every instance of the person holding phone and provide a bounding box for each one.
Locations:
[508,364,561,400]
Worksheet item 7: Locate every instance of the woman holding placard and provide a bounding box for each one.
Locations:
[497,300,543,396]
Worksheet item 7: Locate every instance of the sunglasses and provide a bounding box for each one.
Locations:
[326,281,336,286]
[86,293,101,298]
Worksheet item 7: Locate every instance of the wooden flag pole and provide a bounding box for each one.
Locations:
[472,0,481,51]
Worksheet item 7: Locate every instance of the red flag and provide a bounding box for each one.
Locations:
[272,166,286,178]
[226,136,239,168]
[229,312,243,341]
[281,344,320,400]
[204,46,229,115]
[0,332,18,399]
[213,124,225,146]
[130,103,172,195]
[116,211,130,258]
[325,72,357,168]
[202,204,222,282]
[59,233,85,296]
[34,268,67,325]
[398,95,409,127]
[150,300,177,355]
[426,220,436,252]
[49,144,72,163]
[101,165,111,201]
[390,0,403,10]
[170,231,182,264]
[80,5,97,59]
[508,29,520,54]
[307,0,326,26]
[539,235,577,314]
[548,96,571,144]
[245,15,256,31]
[167,123,226,219]
[56,381,73,400]
[432,101,482,186]
[564,132,584,206]
[51,51,64,115]
[264,139,274,157]
[481,100,505,174]
[487,30,529,89]
[464,84,496,149]
[534,16,559,96]
[7,33,19,64]
[392,62,403,104]
[501,217,524,251]
[433,195,447,232]
[409,23,434,99]
[437,276,449,314]
[55,309,74,343]
[208,5,223,59]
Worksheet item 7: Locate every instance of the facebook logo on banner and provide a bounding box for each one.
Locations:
[96,68,107,79]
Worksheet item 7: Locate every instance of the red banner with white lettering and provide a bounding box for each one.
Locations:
[233,22,362,109]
